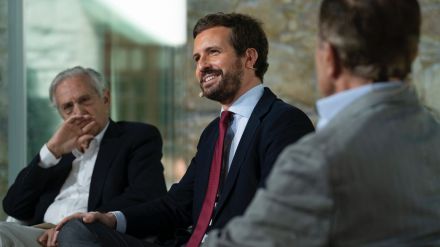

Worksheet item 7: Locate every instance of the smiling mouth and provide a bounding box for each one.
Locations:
[203,75,216,82]
[201,69,222,84]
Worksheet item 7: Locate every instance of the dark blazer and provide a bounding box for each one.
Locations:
[3,120,167,225]
[121,87,314,239]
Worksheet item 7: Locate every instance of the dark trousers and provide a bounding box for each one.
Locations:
[58,219,158,247]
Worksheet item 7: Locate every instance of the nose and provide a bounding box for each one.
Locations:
[73,103,86,115]
[196,55,210,72]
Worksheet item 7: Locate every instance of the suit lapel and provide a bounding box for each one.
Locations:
[87,120,121,210]
[213,88,277,217]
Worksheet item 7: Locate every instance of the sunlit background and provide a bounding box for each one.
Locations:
[0,0,439,220]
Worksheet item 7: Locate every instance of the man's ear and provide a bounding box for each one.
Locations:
[322,42,342,80]
[102,89,111,105]
[244,48,258,70]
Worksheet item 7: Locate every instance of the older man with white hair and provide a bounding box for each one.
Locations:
[1,66,167,247]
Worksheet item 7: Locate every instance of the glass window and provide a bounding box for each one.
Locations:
[0,0,7,221]
[23,0,188,187]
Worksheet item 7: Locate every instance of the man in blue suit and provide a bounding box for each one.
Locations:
[55,13,314,247]
[0,66,167,246]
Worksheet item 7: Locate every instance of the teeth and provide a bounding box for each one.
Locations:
[203,74,216,82]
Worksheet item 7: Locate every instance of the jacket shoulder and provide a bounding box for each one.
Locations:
[112,121,162,138]
[268,99,314,127]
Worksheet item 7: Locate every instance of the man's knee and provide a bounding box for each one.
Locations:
[0,221,16,230]
[58,218,98,245]
[0,222,21,246]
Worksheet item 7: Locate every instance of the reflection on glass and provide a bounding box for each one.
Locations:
[24,0,187,186]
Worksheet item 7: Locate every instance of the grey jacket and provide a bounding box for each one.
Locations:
[205,84,440,247]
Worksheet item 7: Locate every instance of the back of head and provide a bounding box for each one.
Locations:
[318,0,421,81]
[193,12,269,81]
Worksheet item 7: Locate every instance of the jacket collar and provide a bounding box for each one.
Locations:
[324,83,418,130]
[213,87,278,218]
[87,119,122,210]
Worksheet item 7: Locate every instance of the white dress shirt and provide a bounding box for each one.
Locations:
[42,122,109,224]
[112,84,265,234]
[222,84,264,170]
[316,82,401,130]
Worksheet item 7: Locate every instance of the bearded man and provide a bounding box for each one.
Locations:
[55,12,314,247]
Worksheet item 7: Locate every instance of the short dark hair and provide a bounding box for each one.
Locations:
[193,12,269,81]
[319,0,421,81]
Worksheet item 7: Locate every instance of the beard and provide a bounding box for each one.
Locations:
[200,59,244,104]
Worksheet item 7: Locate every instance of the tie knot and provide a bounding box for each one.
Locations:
[220,111,233,126]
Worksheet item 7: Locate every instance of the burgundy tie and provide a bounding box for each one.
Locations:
[186,111,233,247]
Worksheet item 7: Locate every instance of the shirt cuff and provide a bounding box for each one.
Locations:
[110,211,127,233]
[39,144,61,168]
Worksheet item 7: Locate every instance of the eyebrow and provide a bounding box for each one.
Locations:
[193,46,222,58]
[59,93,93,106]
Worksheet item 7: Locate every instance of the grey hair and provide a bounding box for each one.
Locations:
[49,66,108,107]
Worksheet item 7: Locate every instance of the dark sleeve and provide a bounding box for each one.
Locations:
[258,104,314,187]
[121,126,213,238]
[96,125,167,212]
[121,160,196,238]
[2,154,71,221]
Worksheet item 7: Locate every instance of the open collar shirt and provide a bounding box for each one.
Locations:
[221,83,264,171]
[40,121,109,224]
[316,82,401,130]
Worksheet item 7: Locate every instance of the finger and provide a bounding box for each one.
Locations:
[49,230,59,247]
[66,115,85,124]
[77,134,94,151]
[65,115,79,123]
[103,212,117,229]
[76,115,94,128]
[62,116,86,135]
[55,212,85,231]
[46,229,56,247]
[82,114,94,121]
[82,120,98,135]
[47,229,53,247]
[37,231,48,247]
[82,212,100,223]
[74,118,88,129]
[88,212,116,229]
[67,115,94,128]
[77,134,94,145]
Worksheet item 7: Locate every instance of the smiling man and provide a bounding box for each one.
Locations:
[55,13,314,247]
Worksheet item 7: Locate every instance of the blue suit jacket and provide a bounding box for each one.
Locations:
[3,120,167,225]
[121,88,315,239]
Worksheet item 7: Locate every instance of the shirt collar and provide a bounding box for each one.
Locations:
[221,84,264,118]
[94,120,109,145]
[316,81,401,130]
